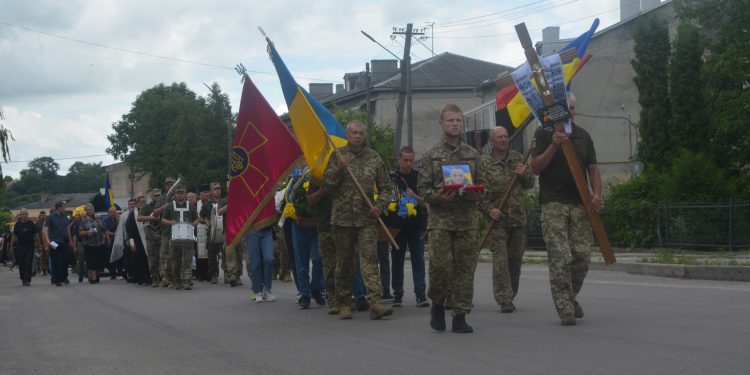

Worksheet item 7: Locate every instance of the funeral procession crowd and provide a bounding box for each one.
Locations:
[4,95,601,331]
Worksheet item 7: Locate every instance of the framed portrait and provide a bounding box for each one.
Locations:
[442,164,473,186]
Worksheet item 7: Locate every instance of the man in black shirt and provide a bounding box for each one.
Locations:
[391,146,429,307]
[12,208,37,286]
[43,201,71,286]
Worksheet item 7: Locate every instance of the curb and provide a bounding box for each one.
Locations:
[589,262,750,282]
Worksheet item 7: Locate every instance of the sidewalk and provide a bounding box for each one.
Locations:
[479,249,750,282]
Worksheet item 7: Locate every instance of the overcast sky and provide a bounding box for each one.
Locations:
[0,0,624,179]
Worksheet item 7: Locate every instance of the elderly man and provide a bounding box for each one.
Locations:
[324,121,394,320]
[478,126,535,313]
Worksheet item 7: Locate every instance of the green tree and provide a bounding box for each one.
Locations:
[677,0,750,179]
[632,15,672,171]
[669,22,708,152]
[62,162,106,193]
[107,82,232,190]
[27,156,60,179]
[332,106,394,168]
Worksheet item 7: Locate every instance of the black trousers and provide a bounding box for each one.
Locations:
[16,244,35,283]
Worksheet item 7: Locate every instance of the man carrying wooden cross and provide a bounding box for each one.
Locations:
[531,92,602,326]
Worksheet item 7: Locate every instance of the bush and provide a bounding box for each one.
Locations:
[602,172,659,247]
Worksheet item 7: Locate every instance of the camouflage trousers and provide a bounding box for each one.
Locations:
[318,229,336,306]
[541,202,593,318]
[145,232,161,282]
[331,225,382,308]
[170,241,193,283]
[207,242,223,279]
[489,225,526,305]
[273,228,292,279]
[427,229,480,315]
[35,248,48,274]
[159,234,174,282]
[222,241,244,280]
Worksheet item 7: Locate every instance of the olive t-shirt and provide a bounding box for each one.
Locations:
[532,123,597,205]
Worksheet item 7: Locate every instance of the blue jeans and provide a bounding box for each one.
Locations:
[245,229,274,294]
[49,241,69,284]
[392,229,427,298]
[292,222,324,297]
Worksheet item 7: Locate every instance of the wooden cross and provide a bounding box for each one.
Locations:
[515,22,616,265]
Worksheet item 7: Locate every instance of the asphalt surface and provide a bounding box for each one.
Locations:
[2,263,749,375]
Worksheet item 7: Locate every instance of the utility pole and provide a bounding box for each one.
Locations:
[391,23,424,156]
[365,62,372,148]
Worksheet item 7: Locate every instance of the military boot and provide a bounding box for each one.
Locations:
[451,314,473,333]
[430,304,446,331]
[174,280,183,290]
[183,281,192,290]
[561,312,577,326]
[339,306,353,320]
[573,301,584,318]
[210,276,218,284]
[328,303,340,315]
[369,304,394,320]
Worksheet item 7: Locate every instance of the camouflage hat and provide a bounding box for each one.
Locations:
[210,182,221,190]
[173,184,187,192]
[199,184,211,192]
[165,176,177,183]
[149,188,162,196]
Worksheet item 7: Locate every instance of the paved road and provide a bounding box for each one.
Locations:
[2,263,749,375]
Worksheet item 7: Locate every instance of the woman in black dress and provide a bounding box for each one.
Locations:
[79,204,109,283]
[125,196,151,285]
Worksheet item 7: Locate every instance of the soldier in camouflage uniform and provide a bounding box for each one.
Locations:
[138,189,163,287]
[418,104,485,333]
[34,211,48,276]
[324,121,394,320]
[161,184,199,290]
[478,126,535,313]
[154,177,176,287]
[530,93,601,326]
[306,182,338,314]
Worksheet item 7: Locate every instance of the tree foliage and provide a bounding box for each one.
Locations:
[632,15,672,171]
[669,22,707,152]
[107,82,231,190]
[332,106,394,168]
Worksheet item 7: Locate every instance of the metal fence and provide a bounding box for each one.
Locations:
[657,200,750,250]
[523,200,750,250]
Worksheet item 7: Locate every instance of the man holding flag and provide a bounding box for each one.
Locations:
[224,69,302,297]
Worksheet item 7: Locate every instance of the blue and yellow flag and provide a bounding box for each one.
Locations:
[496,18,599,129]
[266,38,347,180]
[104,171,114,208]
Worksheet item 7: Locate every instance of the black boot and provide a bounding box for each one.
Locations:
[451,314,473,333]
[430,304,446,331]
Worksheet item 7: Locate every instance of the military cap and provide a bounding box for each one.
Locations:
[149,188,162,196]
[173,184,187,192]
[165,176,177,183]
[199,184,211,192]
[210,182,222,190]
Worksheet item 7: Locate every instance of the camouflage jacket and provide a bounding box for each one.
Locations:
[324,146,393,227]
[418,136,484,230]
[477,150,535,227]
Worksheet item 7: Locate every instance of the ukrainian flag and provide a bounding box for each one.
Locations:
[496,18,599,129]
[266,38,347,181]
[104,171,114,208]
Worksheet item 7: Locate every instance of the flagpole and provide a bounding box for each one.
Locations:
[324,135,400,250]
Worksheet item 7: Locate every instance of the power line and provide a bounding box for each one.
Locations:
[0,20,343,84]
[435,0,548,28]
[0,154,110,164]
[434,0,579,34]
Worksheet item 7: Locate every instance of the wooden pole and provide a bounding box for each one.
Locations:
[478,146,533,250]
[514,23,615,265]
